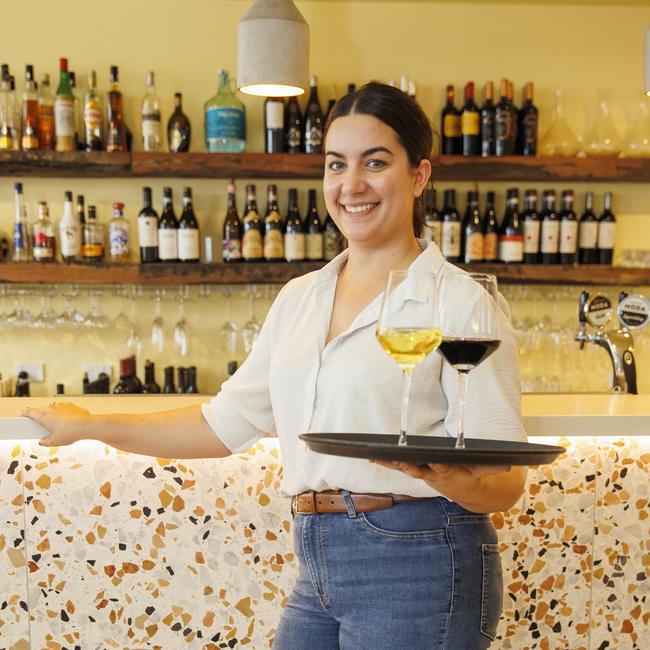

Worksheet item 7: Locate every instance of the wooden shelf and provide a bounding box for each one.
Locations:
[1,151,650,183]
[0,262,648,287]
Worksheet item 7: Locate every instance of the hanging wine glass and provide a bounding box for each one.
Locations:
[539,90,579,156]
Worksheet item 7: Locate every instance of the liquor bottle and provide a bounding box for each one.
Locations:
[521,189,540,264]
[58,191,80,261]
[21,65,40,150]
[38,73,55,149]
[441,85,461,155]
[304,189,324,261]
[242,184,263,262]
[76,194,86,228]
[83,70,103,151]
[423,186,442,249]
[143,360,161,394]
[177,367,187,394]
[495,79,512,157]
[222,180,242,262]
[82,206,105,262]
[162,366,176,393]
[178,187,200,263]
[158,187,179,262]
[461,82,480,157]
[323,212,342,262]
[498,188,524,263]
[506,81,519,154]
[482,191,499,263]
[462,190,483,263]
[285,96,303,153]
[106,66,127,152]
[68,71,82,149]
[517,82,538,156]
[9,75,20,150]
[141,71,162,152]
[559,189,578,265]
[204,69,246,153]
[540,190,560,264]
[168,92,191,152]
[33,201,56,262]
[304,76,324,154]
[480,81,496,157]
[263,184,284,262]
[113,356,143,394]
[284,188,305,262]
[185,366,199,394]
[0,66,15,150]
[265,97,284,153]
[108,202,130,262]
[440,189,461,262]
[597,191,616,265]
[578,191,598,264]
[54,58,76,152]
[138,187,159,263]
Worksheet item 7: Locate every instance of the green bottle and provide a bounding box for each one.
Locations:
[204,69,246,153]
[54,57,75,152]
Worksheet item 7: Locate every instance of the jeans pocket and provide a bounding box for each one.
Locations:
[358,501,445,540]
[480,543,503,640]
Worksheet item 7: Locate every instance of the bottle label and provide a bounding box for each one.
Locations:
[59,224,81,257]
[138,216,159,248]
[579,221,598,249]
[82,243,104,258]
[465,231,484,262]
[109,223,130,257]
[39,105,54,145]
[430,222,442,249]
[0,133,14,150]
[443,115,461,138]
[483,231,498,261]
[264,228,284,260]
[498,235,524,263]
[305,126,323,150]
[559,220,578,254]
[206,107,245,141]
[54,97,75,137]
[142,112,162,142]
[461,112,480,136]
[481,113,495,156]
[306,233,324,260]
[441,222,461,258]
[13,223,27,252]
[496,110,510,144]
[287,126,301,149]
[523,113,538,147]
[266,102,284,130]
[178,229,200,260]
[223,237,242,261]
[540,220,560,254]
[169,127,182,152]
[33,233,55,259]
[284,232,305,261]
[242,228,263,260]
[158,229,178,260]
[523,220,541,254]
[84,104,102,133]
[323,231,340,261]
[598,222,616,250]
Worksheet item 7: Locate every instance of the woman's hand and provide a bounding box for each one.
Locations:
[22,403,92,448]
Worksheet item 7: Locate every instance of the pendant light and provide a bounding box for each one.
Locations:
[237,0,309,97]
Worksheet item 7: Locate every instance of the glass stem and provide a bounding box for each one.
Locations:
[455,370,468,449]
[398,368,413,446]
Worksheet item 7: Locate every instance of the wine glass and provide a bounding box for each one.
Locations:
[376,270,441,447]
[437,273,501,450]
[151,288,165,353]
[173,286,189,357]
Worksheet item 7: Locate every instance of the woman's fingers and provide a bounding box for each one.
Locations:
[21,403,90,448]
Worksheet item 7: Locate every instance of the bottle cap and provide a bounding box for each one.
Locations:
[88,206,97,220]
[76,194,84,206]
[163,187,172,198]
[146,71,154,87]
[227,361,238,376]
[110,65,118,82]
[183,187,192,198]
[119,356,136,378]
[112,202,124,211]
[59,58,68,72]
[64,191,73,201]
[14,182,22,193]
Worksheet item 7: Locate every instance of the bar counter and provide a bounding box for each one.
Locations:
[0,395,648,649]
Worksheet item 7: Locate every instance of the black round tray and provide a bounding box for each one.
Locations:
[299,433,565,466]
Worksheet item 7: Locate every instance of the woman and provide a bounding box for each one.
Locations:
[24,83,527,649]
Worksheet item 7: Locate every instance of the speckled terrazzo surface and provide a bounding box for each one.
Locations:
[0,436,648,649]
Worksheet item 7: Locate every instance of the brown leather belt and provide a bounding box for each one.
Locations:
[292,490,426,515]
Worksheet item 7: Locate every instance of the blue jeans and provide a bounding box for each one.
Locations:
[273,493,502,650]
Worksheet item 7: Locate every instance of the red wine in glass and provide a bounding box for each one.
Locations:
[438,338,501,373]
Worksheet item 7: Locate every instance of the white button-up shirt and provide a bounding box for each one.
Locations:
[202,242,526,498]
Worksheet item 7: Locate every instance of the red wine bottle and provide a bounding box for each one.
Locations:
[461,82,480,156]
[441,189,461,262]
[559,189,578,265]
[462,190,483,263]
[441,85,461,155]
[540,190,560,264]
[521,189,540,264]
[498,188,524,263]
[578,191,598,264]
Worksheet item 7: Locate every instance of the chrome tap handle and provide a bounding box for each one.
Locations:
[577,290,589,350]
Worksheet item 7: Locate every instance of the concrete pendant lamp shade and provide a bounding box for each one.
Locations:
[237,0,309,97]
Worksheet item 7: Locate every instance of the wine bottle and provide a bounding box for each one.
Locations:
[265,96,285,153]
[498,188,524,263]
[141,71,162,152]
[597,191,616,265]
[517,82,538,156]
[304,76,324,154]
[462,190,483,263]
[167,92,191,153]
[264,184,284,262]
[480,81,496,157]
[56,383,65,395]
[506,80,519,155]
[540,190,560,264]
[441,189,461,262]
[285,96,303,153]
[177,367,187,394]
[83,70,103,151]
[222,179,242,262]
[284,188,305,262]
[38,73,54,150]
[113,356,143,394]
[59,191,81,262]
[138,186,159,263]
[54,58,76,152]
[559,189,578,265]
[461,82,480,157]
[106,65,127,152]
[441,85,461,155]
[68,71,83,150]
[423,186,442,249]
[0,66,14,151]
[521,189,540,264]
[495,79,512,157]
[242,184,263,262]
[482,191,499,262]
[185,366,199,394]
[32,201,56,262]
[578,191,598,265]
[323,212,342,262]
[324,85,337,123]
[304,189,324,261]
[143,360,161,393]
[21,64,39,150]
[158,187,179,262]
[178,187,200,263]
[162,366,176,393]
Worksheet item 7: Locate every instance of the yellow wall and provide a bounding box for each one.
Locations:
[1,0,650,395]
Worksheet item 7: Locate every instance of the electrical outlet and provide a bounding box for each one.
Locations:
[83,365,112,383]
[14,363,45,382]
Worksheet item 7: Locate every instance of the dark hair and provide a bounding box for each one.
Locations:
[323,82,434,237]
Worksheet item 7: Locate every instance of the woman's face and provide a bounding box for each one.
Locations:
[323,113,430,249]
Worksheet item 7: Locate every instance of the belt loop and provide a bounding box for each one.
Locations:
[290,496,296,519]
[340,489,357,518]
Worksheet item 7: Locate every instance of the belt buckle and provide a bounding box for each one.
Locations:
[293,491,317,515]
